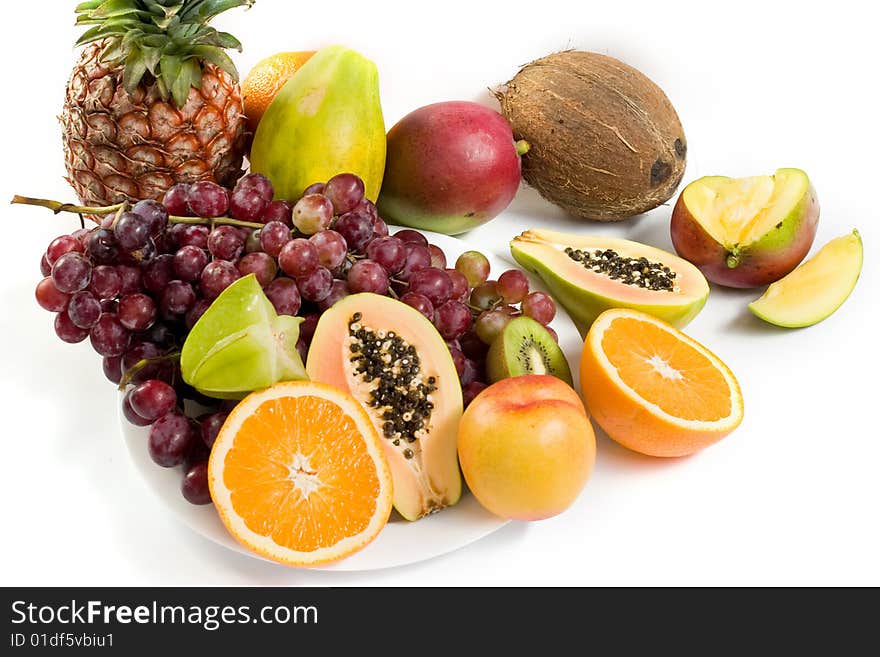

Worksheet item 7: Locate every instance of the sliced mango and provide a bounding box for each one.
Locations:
[748,230,862,328]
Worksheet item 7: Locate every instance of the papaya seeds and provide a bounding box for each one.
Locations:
[510,229,709,336]
[496,50,687,222]
[305,294,463,521]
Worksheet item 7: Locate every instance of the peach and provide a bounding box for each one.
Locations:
[457,375,596,521]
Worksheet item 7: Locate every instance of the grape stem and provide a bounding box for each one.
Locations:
[110,203,128,229]
[170,215,265,229]
[466,298,505,315]
[11,195,125,220]
[118,352,181,391]
[11,195,266,229]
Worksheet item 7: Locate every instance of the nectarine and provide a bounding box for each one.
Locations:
[457,375,595,521]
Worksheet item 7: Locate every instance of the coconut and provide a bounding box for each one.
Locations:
[496,50,687,222]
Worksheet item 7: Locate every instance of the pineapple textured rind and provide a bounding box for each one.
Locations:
[61,1,252,206]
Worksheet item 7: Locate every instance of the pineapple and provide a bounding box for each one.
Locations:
[61,0,254,207]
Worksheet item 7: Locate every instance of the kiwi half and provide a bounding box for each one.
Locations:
[486,316,572,386]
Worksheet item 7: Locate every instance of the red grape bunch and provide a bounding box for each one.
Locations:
[30,170,556,504]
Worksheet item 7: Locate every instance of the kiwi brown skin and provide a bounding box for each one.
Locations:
[486,316,572,386]
[496,50,686,222]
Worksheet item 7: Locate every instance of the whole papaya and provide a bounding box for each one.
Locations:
[249,45,386,202]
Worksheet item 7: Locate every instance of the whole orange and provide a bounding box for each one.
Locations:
[457,375,596,521]
[241,51,315,134]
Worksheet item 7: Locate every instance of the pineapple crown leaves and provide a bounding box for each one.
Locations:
[74,0,254,107]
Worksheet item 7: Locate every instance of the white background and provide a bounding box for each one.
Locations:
[1,0,877,586]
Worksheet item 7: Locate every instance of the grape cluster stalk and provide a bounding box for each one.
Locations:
[21,172,556,505]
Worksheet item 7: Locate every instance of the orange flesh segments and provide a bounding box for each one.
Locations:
[601,317,732,422]
[209,381,393,566]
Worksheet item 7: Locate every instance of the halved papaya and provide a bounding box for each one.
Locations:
[306,293,462,520]
[511,229,709,336]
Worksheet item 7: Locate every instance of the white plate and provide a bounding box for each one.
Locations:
[120,228,582,571]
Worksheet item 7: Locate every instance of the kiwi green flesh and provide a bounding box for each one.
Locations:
[486,316,572,386]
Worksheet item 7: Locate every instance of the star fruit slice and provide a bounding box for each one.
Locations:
[181,274,307,399]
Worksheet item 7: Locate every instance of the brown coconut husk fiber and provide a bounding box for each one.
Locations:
[496,50,687,222]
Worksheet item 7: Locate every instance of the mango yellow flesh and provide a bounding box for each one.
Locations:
[748,230,863,328]
[684,168,808,246]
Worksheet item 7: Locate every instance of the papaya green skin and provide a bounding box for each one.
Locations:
[249,45,386,202]
[377,101,522,235]
[511,244,708,339]
[670,179,820,289]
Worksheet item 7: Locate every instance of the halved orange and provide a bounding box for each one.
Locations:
[580,309,743,457]
[208,381,393,566]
